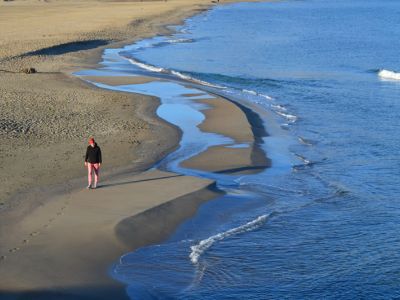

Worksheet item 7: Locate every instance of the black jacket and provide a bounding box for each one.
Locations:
[85,143,102,164]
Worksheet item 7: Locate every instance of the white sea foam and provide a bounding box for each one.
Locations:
[128,58,166,73]
[260,94,274,100]
[126,57,224,89]
[170,70,225,88]
[271,104,287,112]
[171,70,193,80]
[243,89,257,95]
[378,69,400,80]
[295,153,311,165]
[167,38,194,44]
[189,214,269,264]
[275,111,298,122]
[298,136,313,146]
[242,89,274,100]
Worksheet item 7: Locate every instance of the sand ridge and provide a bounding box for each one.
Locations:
[181,95,270,173]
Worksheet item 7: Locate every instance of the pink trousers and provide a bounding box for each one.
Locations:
[87,163,100,186]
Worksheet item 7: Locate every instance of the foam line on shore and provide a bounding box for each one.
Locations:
[126,57,226,89]
[189,214,270,264]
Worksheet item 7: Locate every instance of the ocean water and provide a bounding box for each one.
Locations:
[99,0,400,299]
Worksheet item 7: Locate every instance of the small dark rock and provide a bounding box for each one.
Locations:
[21,68,37,74]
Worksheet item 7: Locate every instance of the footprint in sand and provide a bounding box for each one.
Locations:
[49,218,55,222]
[9,247,20,253]
[0,255,6,260]
[23,239,29,244]
[30,231,40,237]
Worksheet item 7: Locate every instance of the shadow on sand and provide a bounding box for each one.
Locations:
[98,174,184,189]
[98,163,269,190]
[21,40,109,57]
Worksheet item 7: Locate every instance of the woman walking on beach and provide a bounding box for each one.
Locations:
[85,137,102,189]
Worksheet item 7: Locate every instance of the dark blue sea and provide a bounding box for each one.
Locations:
[88,0,400,298]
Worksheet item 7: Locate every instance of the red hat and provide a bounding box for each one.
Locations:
[88,137,95,144]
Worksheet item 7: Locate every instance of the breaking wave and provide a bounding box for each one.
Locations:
[298,136,315,146]
[242,89,274,100]
[127,58,166,73]
[126,57,225,88]
[271,104,287,112]
[189,214,270,264]
[378,69,400,80]
[166,38,194,44]
[275,111,298,122]
[170,70,226,88]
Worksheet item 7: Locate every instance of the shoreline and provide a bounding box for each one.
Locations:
[0,79,271,298]
[0,0,272,298]
[0,170,222,300]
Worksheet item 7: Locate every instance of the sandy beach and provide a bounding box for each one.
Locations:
[0,0,268,298]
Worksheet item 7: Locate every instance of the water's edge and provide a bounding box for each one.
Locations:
[75,24,282,300]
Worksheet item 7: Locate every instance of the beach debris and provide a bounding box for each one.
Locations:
[21,67,37,74]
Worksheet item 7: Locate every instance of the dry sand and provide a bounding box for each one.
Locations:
[0,0,269,297]
[0,71,179,210]
[198,97,254,142]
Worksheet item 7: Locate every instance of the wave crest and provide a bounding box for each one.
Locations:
[189,214,269,264]
[378,69,400,80]
[275,111,298,122]
[127,58,166,73]
[242,89,274,100]
[126,57,224,88]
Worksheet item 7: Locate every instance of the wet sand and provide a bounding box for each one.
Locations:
[82,75,162,86]
[181,96,270,174]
